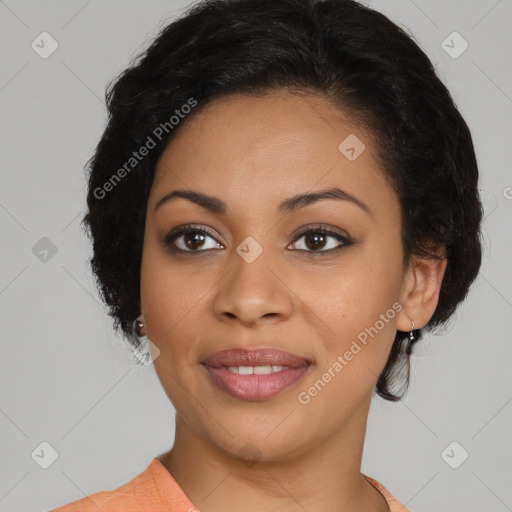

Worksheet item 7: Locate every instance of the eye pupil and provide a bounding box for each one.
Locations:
[305,232,326,250]
[185,232,205,249]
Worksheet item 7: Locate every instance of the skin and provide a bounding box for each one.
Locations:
[139,89,447,512]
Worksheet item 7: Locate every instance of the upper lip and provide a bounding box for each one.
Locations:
[202,348,311,368]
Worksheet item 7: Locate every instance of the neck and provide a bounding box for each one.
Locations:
[159,397,390,512]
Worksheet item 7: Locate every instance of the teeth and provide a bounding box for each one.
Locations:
[227,365,287,374]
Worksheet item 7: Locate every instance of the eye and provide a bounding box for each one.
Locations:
[162,223,352,254]
[163,224,224,252]
[288,225,352,253]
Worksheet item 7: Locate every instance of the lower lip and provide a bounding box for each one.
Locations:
[203,365,310,401]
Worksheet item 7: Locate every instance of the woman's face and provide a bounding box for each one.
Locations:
[140,90,429,461]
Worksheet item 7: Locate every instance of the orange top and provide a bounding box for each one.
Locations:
[51,457,409,512]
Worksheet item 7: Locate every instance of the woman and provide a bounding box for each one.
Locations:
[52,0,483,510]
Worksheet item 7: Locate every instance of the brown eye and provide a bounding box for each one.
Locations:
[164,225,224,252]
[183,231,207,250]
[304,231,328,250]
[289,226,352,253]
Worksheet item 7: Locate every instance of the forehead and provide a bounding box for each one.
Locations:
[150,90,397,220]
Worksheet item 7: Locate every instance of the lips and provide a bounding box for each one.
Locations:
[202,348,311,368]
[202,348,312,401]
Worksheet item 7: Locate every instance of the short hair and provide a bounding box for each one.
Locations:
[82,0,483,401]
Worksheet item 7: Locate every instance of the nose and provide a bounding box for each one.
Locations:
[212,248,294,327]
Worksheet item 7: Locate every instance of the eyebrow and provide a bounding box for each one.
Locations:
[154,187,371,216]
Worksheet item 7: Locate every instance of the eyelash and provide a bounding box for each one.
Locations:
[163,223,353,255]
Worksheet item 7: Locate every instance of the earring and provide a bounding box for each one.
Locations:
[133,317,147,340]
[409,320,416,343]
[131,316,153,366]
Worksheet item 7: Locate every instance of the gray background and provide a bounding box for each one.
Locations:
[0,1,511,511]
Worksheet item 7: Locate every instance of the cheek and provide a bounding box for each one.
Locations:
[291,245,404,378]
[299,250,402,332]
[140,246,213,355]
[140,251,228,433]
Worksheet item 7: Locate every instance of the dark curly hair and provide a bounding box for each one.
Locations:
[81,0,483,401]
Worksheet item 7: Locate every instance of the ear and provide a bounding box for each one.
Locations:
[396,246,448,332]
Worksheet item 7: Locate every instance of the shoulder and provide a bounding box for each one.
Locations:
[49,458,161,512]
[49,478,146,512]
[49,489,140,511]
[364,475,411,512]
